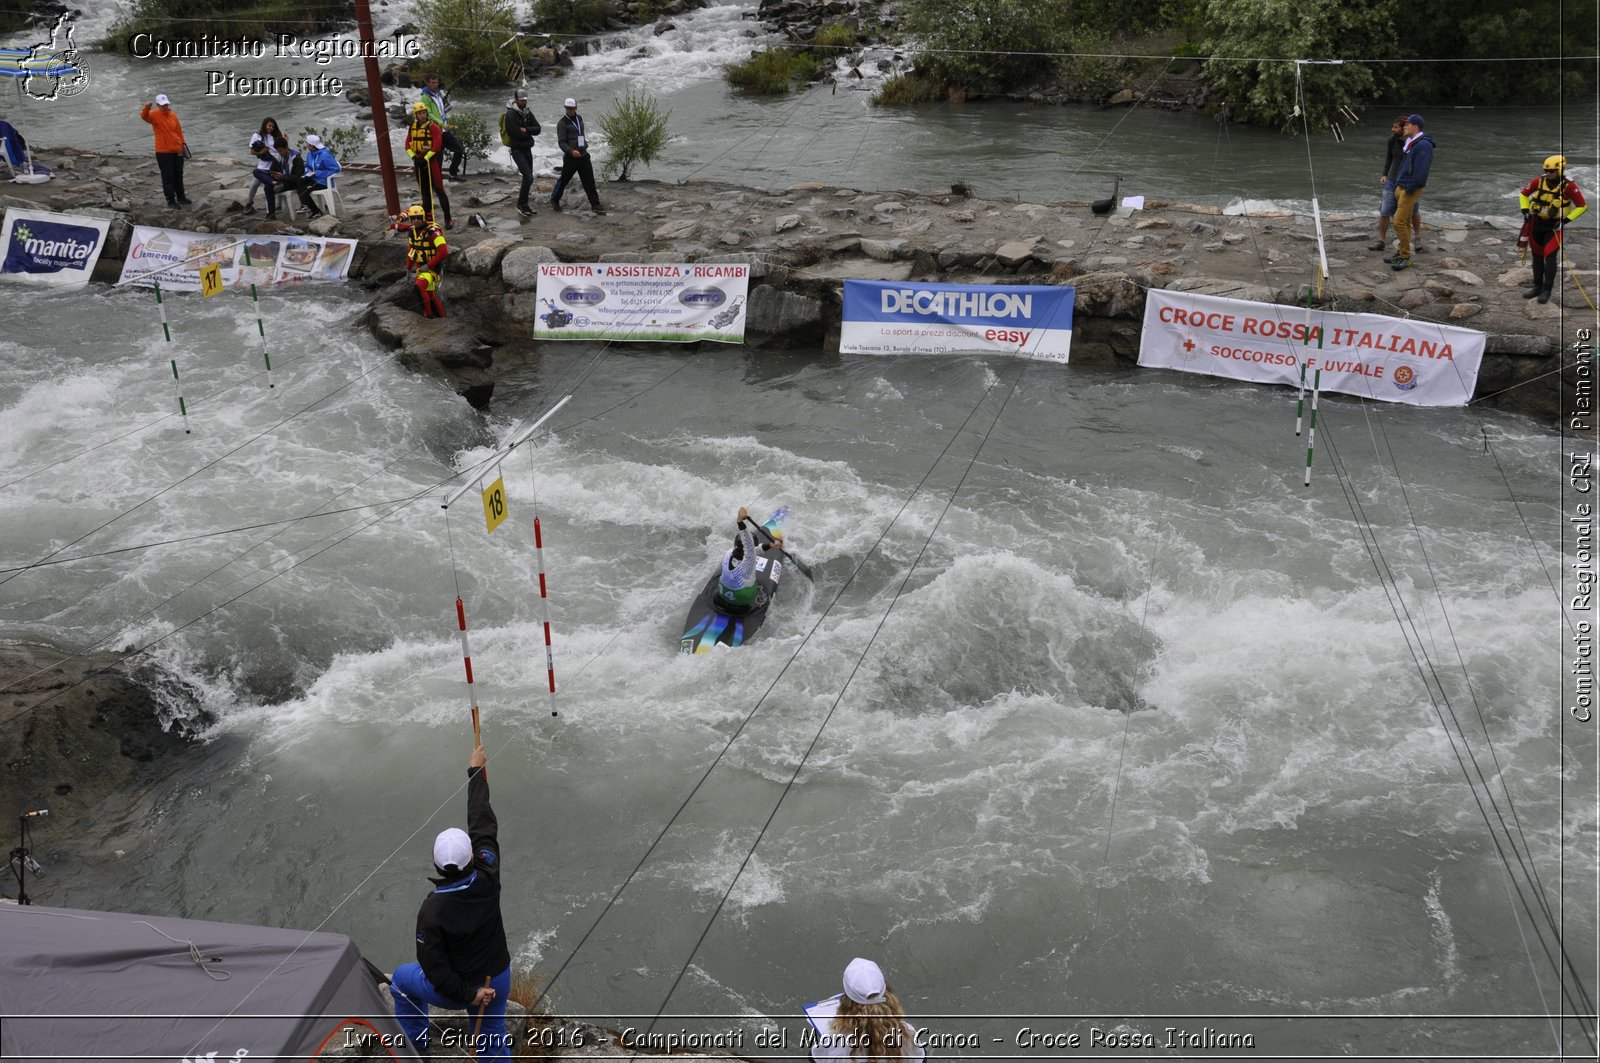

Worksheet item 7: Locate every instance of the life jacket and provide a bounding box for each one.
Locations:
[407,223,446,268]
[1527,176,1571,221]
[406,118,435,160]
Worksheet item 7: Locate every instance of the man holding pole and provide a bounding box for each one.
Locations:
[390,736,512,1060]
[405,100,453,229]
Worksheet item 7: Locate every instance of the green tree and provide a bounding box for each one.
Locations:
[598,87,671,180]
[898,0,1076,95]
[104,0,350,50]
[1202,0,1399,131]
[301,124,367,162]
[416,0,524,88]
[448,110,495,172]
[1392,0,1597,104]
[725,48,821,95]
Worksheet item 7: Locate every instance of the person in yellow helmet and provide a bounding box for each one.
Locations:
[1518,154,1587,304]
[405,100,452,228]
[396,203,450,318]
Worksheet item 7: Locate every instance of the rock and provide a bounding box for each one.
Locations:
[307,215,341,236]
[1497,266,1529,287]
[555,231,593,245]
[745,285,824,343]
[1069,271,1144,318]
[455,236,520,277]
[718,230,745,246]
[1222,232,1246,244]
[1437,268,1483,287]
[775,213,801,233]
[1134,218,1170,230]
[198,189,244,213]
[1165,276,1278,304]
[995,239,1039,267]
[1423,279,1455,298]
[1449,303,1484,320]
[860,237,907,261]
[653,218,698,240]
[499,245,560,290]
[1397,288,1432,310]
[1489,333,1557,356]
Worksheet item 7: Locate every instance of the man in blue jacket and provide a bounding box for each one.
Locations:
[391,737,513,1061]
[297,133,342,217]
[1387,114,1434,272]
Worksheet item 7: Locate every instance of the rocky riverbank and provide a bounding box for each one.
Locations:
[2,145,1590,424]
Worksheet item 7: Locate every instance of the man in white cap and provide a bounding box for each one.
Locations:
[550,97,606,215]
[139,93,189,208]
[389,737,512,1061]
[298,133,342,218]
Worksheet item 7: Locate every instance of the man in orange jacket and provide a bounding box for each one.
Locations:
[140,94,190,208]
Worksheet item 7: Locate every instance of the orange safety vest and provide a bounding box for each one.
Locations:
[406,118,438,161]
[406,223,447,269]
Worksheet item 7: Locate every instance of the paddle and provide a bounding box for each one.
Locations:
[747,512,814,581]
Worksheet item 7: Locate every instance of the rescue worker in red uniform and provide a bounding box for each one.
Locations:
[405,100,453,229]
[398,203,450,318]
[1518,154,1587,304]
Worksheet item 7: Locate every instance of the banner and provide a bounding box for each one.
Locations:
[533,263,750,342]
[1140,290,1485,407]
[118,226,356,291]
[0,208,108,287]
[840,280,1075,362]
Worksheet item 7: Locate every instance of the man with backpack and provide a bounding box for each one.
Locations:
[501,88,541,217]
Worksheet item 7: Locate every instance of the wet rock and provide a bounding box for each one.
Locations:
[457,236,521,277]
[746,286,823,344]
[1437,268,1483,287]
[775,214,801,232]
[1397,288,1432,310]
[995,239,1039,267]
[1070,271,1144,318]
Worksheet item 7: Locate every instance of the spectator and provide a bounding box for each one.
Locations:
[806,958,925,1062]
[298,133,342,218]
[246,117,282,212]
[1518,154,1587,304]
[139,93,189,208]
[251,135,286,218]
[267,140,304,221]
[405,100,453,228]
[1372,115,1423,253]
[504,88,541,217]
[1386,114,1433,272]
[550,97,605,215]
[389,736,510,1060]
[421,73,467,180]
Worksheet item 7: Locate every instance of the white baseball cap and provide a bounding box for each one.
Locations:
[305,134,323,149]
[155,93,170,105]
[842,957,887,1005]
[563,97,577,108]
[432,827,472,871]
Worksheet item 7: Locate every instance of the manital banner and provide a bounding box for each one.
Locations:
[118,226,357,291]
[1140,289,1485,406]
[840,280,1075,362]
[0,208,108,287]
[532,262,750,342]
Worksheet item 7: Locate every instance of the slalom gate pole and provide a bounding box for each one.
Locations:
[155,281,172,343]
[243,248,273,388]
[455,597,481,740]
[1295,359,1306,437]
[1304,368,1321,487]
[531,515,558,717]
[155,282,190,434]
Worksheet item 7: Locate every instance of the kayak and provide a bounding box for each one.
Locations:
[679,508,787,654]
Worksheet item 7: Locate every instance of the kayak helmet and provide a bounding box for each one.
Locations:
[1544,155,1566,174]
[406,204,426,220]
[412,100,429,113]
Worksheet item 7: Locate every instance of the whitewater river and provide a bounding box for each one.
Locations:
[2,1,1597,1057]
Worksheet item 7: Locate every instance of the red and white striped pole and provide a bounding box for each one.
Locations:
[454,597,481,740]
[532,516,557,717]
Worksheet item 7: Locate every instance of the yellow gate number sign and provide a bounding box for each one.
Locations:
[482,476,509,534]
[199,262,224,299]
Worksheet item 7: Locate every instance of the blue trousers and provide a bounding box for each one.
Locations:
[391,962,512,1061]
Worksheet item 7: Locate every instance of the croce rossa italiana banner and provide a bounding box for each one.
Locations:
[1140,290,1485,406]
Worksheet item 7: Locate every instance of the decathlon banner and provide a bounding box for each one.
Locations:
[0,208,108,287]
[840,280,1075,362]
[118,227,356,291]
[533,262,750,342]
[1140,289,1484,406]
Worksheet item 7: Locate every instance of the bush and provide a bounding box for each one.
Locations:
[300,123,367,162]
[104,0,350,51]
[416,0,523,88]
[812,23,858,50]
[534,0,613,35]
[898,0,1073,94]
[448,110,495,169]
[725,48,820,95]
[871,74,934,106]
[598,86,671,181]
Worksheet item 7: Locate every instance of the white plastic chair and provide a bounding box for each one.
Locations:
[311,173,345,218]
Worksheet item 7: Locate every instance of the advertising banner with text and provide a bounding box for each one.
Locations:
[841,280,1075,362]
[1140,289,1485,406]
[118,226,357,291]
[0,208,108,288]
[532,262,750,342]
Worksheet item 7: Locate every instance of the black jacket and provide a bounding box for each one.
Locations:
[505,102,540,148]
[1382,133,1405,181]
[556,113,590,157]
[413,767,511,1003]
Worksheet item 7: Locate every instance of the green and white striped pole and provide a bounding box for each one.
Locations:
[155,281,190,433]
[1295,359,1306,436]
[1303,368,1321,487]
[243,248,273,388]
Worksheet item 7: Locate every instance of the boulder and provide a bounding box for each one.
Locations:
[745,285,824,343]
[1164,276,1278,305]
[456,236,520,277]
[995,239,1040,267]
[860,237,907,261]
[1449,303,1484,320]
[1437,268,1484,287]
[775,214,801,233]
[499,245,560,290]
[1069,271,1145,319]
[653,218,698,240]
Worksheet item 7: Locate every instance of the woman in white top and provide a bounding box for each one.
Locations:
[809,958,925,1062]
[246,117,282,211]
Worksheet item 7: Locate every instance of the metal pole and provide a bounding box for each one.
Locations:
[354,0,401,217]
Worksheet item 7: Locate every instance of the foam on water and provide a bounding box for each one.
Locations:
[569,2,783,91]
